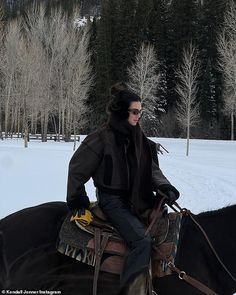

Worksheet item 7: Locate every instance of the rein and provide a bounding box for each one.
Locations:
[167,201,236,295]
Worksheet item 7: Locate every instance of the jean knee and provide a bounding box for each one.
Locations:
[133,234,152,253]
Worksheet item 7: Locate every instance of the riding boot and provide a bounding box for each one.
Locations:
[120,272,149,295]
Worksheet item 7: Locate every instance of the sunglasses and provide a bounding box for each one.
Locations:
[128,108,143,117]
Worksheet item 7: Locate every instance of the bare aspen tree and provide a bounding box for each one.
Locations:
[127,43,160,135]
[17,36,44,147]
[175,42,200,156]
[0,4,92,144]
[69,27,93,150]
[2,14,46,147]
[52,14,72,141]
[53,33,70,141]
[0,20,21,139]
[43,8,68,142]
[22,5,93,143]
[49,12,93,144]
[23,6,66,141]
[0,3,4,139]
[26,39,45,136]
[217,0,236,140]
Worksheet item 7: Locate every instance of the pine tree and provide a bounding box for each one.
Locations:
[197,0,228,138]
[110,0,137,82]
[134,0,153,48]
[148,0,169,114]
[167,0,199,112]
[93,0,112,128]
[198,59,218,138]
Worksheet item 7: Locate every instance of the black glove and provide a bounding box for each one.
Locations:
[67,195,90,211]
[157,184,180,205]
[72,208,86,217]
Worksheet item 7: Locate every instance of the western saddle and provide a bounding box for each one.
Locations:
[57,201,182,295]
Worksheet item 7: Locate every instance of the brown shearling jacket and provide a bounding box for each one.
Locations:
[66,124,170,210]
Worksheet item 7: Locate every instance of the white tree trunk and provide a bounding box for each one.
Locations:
[186,125,190,156]
[231,110,234,140]
[217,1,236,140]
[62,109,65,140]
[73,120,76,151]
[23,106,28,148]
[10,105,14,137]
[0,106,2,139]
[42,110,49,142]
[58,110,62,141]
[52,114,58,139]
[4,72,13,138]
[24,124,28,148]
[175,42,200,156]
[17,106,20,137]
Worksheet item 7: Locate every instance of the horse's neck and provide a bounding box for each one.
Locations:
[197,207,236,257]
[176,209,236,294]
[197,208,236,290]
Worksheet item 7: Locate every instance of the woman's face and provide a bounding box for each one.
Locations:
[127,101,142,126]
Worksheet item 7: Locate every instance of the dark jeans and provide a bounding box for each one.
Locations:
[97,191,152,287]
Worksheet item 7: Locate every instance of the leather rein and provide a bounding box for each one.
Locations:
[166,201,236,295]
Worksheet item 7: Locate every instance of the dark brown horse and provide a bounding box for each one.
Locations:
[0,202,236,295]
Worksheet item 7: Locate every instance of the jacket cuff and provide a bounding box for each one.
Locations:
[157,184,180,198]
[67,195,90,210]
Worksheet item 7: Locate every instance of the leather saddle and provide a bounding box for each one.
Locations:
[57,202,182,294]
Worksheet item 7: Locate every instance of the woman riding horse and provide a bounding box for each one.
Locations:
[66,82,180,294]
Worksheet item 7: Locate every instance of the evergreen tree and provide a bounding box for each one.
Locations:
[1,0,233,139]
[198,59,218,138]
[148,0,169,114]
[80,0,100,17]
[110,0,137,82]
[134,0,153,48]
[197,0,228,138]
[167,0,199,112]
[93,0,112,128]
[93,0,138,130]
[3,0,83,19]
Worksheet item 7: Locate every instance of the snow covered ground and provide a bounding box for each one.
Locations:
[0,137,235,219]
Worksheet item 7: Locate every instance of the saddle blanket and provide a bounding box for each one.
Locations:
[57,205,182,278]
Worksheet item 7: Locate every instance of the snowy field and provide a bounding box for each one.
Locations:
[0,137,235,219]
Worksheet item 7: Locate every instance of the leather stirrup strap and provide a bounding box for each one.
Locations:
[148,260,153,295]
[168,262,218,295]
[93,228,111,295]
[145,196,166,236]
[93,228,101,295]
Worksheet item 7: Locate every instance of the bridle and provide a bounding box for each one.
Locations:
[167,201,236,295]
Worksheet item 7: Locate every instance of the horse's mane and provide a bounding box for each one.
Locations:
[197,204,236,218]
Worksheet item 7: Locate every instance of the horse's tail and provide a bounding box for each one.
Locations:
[0,225,8,289]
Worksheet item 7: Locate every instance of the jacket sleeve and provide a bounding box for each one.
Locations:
[151,160,171,191]
[66,132,103,210]
[148,139,171,191]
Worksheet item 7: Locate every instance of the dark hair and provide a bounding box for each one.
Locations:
[107,82,141,120]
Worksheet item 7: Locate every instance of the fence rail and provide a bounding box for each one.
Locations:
[1,132,80,142]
